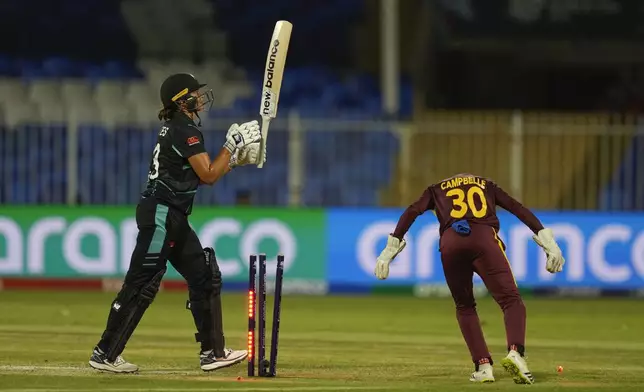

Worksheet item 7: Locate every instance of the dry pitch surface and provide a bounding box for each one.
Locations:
[0,291,643,391]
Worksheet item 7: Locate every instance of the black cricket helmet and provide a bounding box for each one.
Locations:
[160,73,214,113]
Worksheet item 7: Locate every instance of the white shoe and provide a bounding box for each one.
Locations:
[89,347,139,373]
[200,348,248,371]
[501,350,535,384]
[469,363,495,383]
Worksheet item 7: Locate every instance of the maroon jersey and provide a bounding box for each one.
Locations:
[393,174,544,239]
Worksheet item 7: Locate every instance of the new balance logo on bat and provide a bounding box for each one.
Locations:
[262,90,273,116]
[261,39,280,117]
[264,40,280,89]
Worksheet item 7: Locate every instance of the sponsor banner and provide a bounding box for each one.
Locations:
[327,209,644,289]
[0,207,326,283]
[3,207,644,291]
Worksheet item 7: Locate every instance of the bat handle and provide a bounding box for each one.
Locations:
[257,117,270,169]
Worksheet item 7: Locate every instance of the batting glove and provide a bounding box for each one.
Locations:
[374,234,407,280]
[228,141,266,168]
[223,120,261,153]
[533,228,565,273]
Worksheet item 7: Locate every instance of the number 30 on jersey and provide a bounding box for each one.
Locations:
[148,143,161,180]
[447,186,488,219]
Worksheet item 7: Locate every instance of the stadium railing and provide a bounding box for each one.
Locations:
[1,111,642,210]
[400,111,644,211]
[0,113,403,207]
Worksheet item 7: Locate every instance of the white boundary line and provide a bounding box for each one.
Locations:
[0,365,192,374]
[0,389,386,392]
[0,365,393,391]
[0,366,82,371]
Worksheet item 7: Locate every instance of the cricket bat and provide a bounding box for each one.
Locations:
[257,20,292,168]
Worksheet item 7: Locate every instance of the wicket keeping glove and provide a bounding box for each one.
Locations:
[223,120,261,154]
[533,228,565,273]
[374,234,407,280]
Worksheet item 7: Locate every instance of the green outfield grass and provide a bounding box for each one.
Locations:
[0,290,642,391]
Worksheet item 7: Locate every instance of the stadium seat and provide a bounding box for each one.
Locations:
[41,57,80,78]
[94,81,127,106]
[98,103,135,127]
[28,80,62,105]
[61,80,93,106]
[125,82,156,105]
[38,102,66,123]
[68,101,100,124]
[3,102,39,126]
[0,78,28,104]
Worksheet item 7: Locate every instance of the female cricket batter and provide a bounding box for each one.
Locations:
[89,73,265,373]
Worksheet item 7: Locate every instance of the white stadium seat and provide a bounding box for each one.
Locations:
[0,78,28,104]
[125,81,156,105]
[98,102,134,127]
[94,81,126,106]
[3,101,40,126]
[67,100,100,124]
[134,101,162,124]
[38,101,66,123]
[61,79,93,106]
[28,80,62,105]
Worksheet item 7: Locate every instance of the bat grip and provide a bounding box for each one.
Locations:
[257,117,270,169]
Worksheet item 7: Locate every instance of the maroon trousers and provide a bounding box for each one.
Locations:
[439,223,526,364]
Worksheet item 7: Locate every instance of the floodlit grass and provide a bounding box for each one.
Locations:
[0,291,642,391]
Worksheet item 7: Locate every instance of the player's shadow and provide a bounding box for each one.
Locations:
[529,371,552,383]
[498,370,553,384]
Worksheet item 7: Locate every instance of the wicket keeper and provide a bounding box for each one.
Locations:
[89,73,266,373]
[375,173,565,384]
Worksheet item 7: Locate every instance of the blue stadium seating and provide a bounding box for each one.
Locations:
[210,0,413,117]
[0,122,398,206]
[213,0,363,68]
[226,67,412,119]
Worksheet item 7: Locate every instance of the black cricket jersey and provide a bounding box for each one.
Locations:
[142,113,206,215]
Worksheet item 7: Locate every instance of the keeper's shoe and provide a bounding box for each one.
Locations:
[200,348,248,371]
[469,363,495,383]
[501,350,535,384]
[88,347,139,373]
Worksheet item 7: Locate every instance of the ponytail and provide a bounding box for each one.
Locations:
[158,107,177,121]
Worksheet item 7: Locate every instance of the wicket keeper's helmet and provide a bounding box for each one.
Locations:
[160,73,214,113]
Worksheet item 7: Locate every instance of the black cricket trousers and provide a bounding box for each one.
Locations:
[125,196,210,292]
[98,196,213,357]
